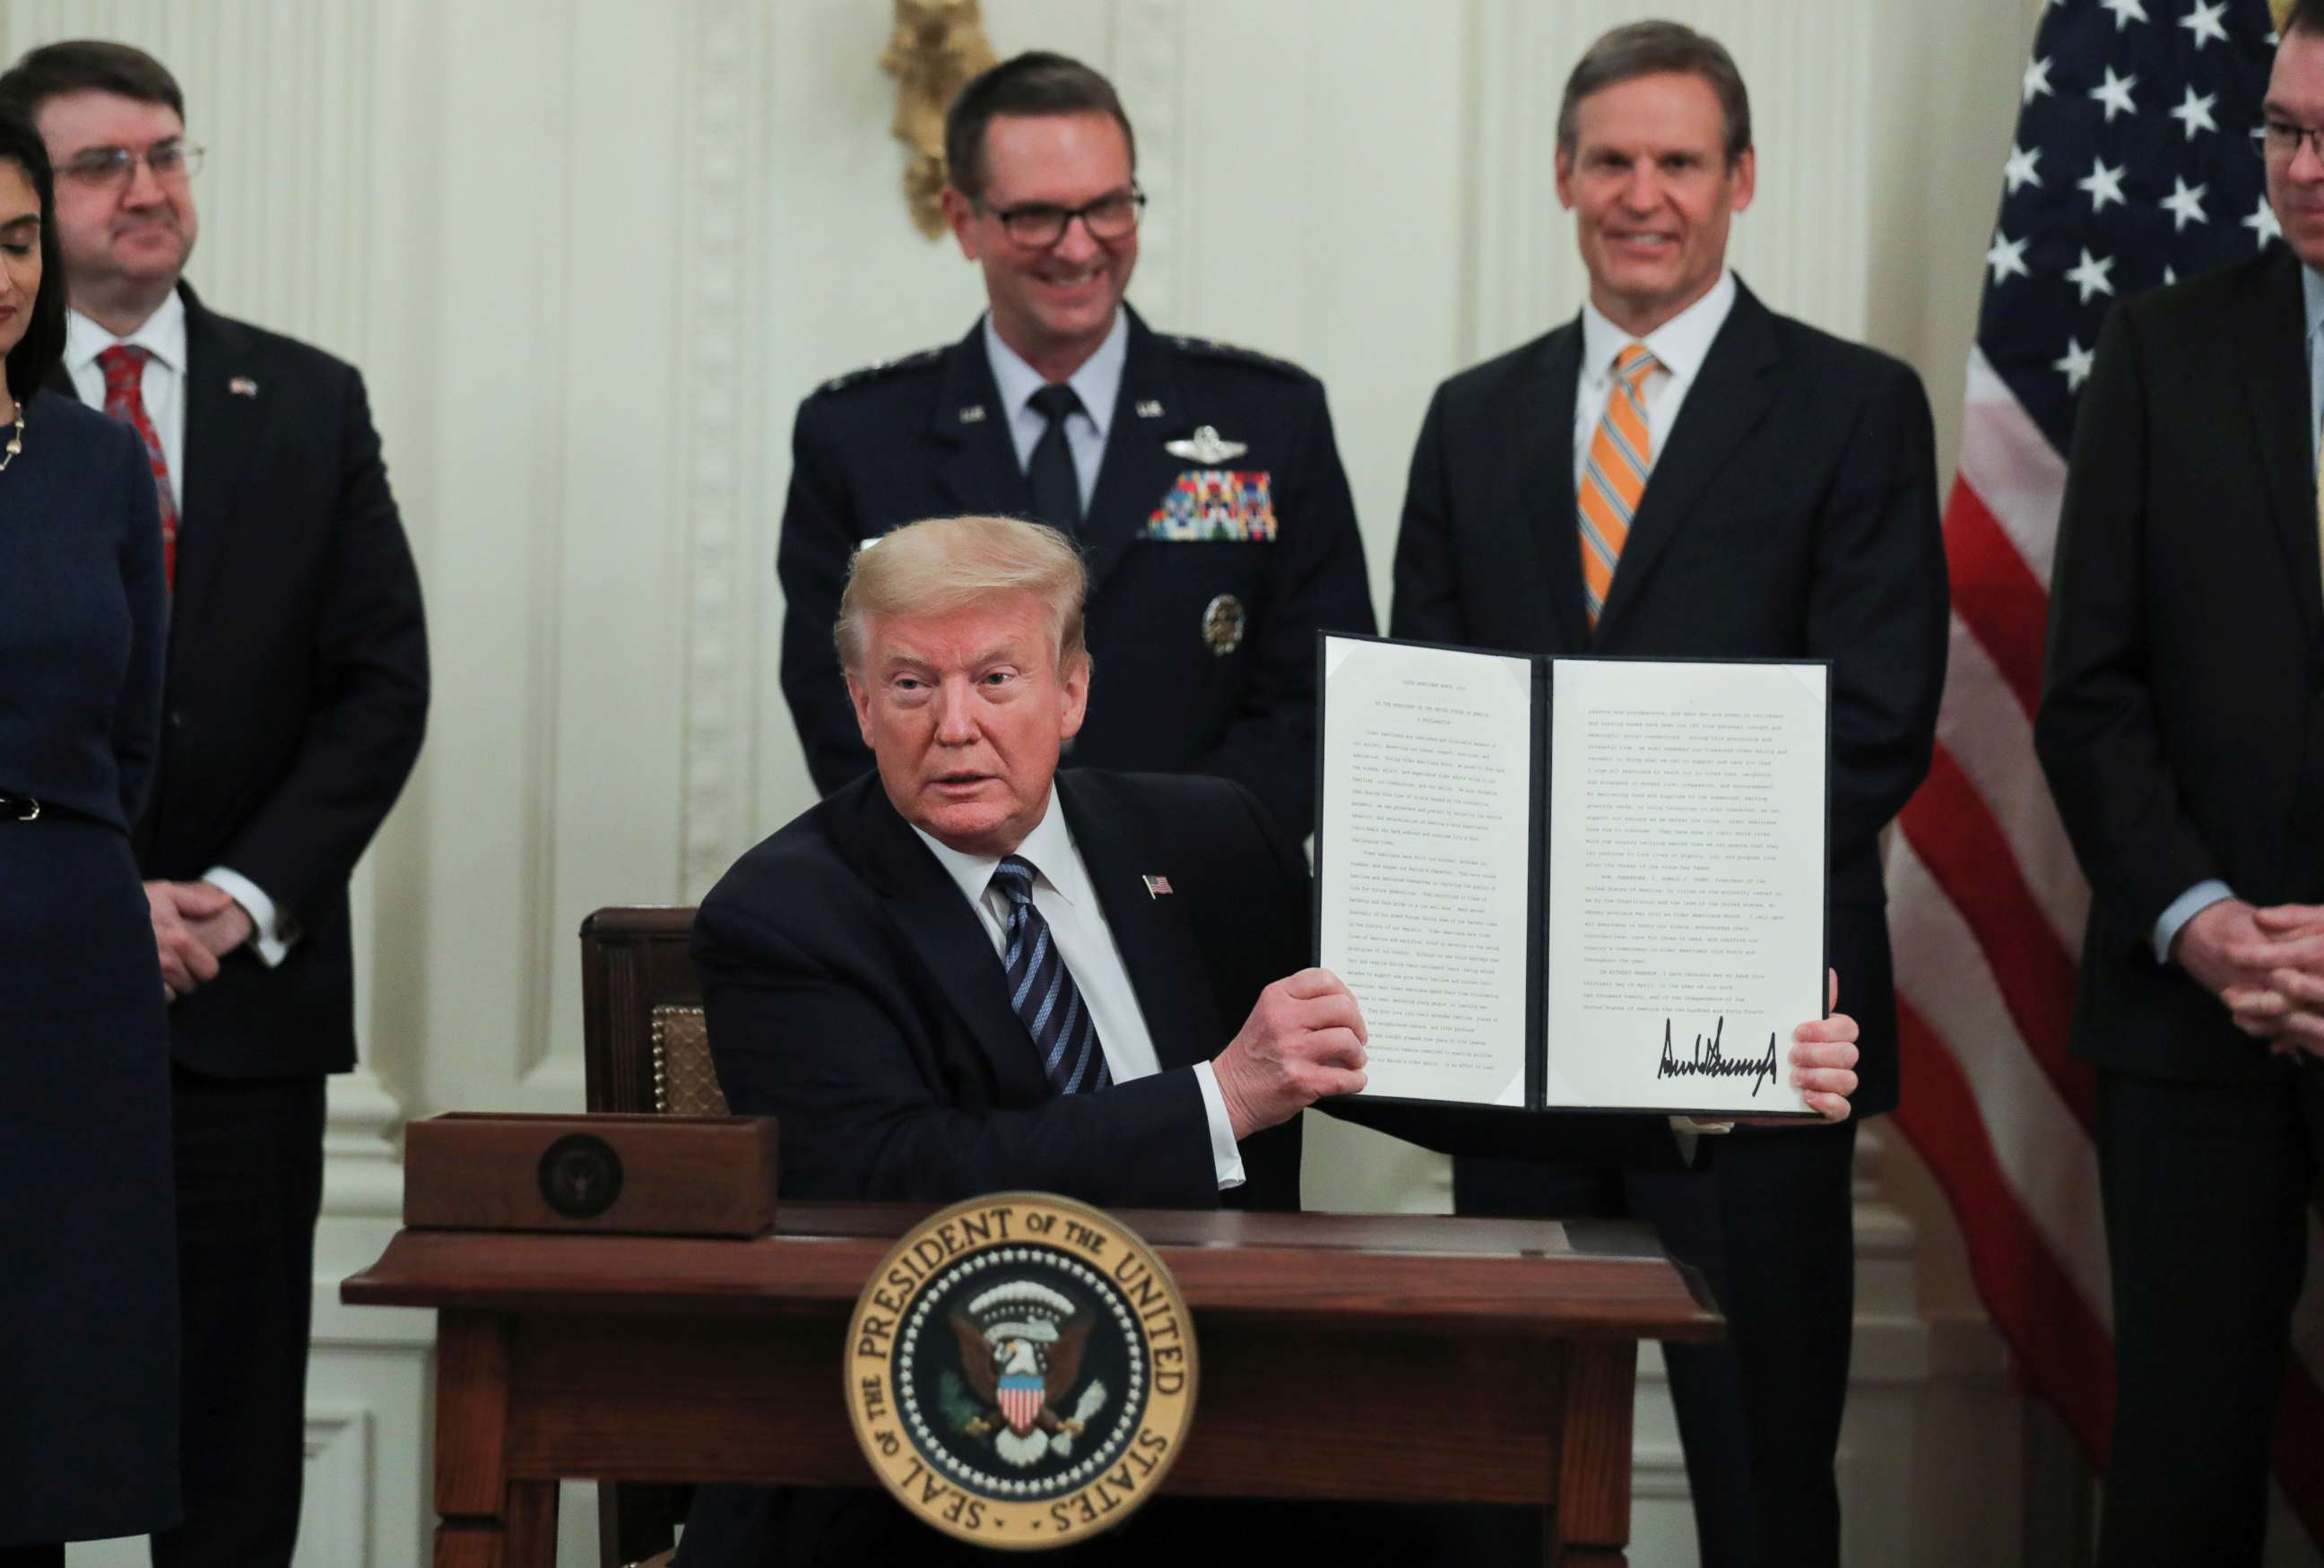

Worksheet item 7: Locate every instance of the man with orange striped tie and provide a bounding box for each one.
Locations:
[1388,20,1947,1568]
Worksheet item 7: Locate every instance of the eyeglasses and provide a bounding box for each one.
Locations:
[975,187,1145,248]
[56,140,205,189]
[2261,117,2324,162]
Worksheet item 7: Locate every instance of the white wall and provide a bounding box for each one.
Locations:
[0,2,2063,1563]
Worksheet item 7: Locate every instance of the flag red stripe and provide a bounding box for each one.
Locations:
[1941,476,2051,723]
[1897,751,2095,1129]
[1894,997,2115,1460]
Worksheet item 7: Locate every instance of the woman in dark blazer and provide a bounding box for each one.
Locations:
[0,102,178,1562]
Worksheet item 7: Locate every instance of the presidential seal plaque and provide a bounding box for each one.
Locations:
[845,1192,1197,1551]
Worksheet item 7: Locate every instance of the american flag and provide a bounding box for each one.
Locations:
[1881,0,2324,1545]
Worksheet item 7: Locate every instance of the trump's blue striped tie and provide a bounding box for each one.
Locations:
[990,854,1111,1095]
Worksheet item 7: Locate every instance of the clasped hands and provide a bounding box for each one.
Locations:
[2182,898,2324,1054]
[1211,966,1862,1140]
[144,879,255,999]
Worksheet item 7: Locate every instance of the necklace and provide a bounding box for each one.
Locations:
[0,401,20,474]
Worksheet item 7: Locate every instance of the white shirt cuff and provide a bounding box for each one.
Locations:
[2155,879,2234,966]
[202,866,297,967]
[1192,1061,1247,1191]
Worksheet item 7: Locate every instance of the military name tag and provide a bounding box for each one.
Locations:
[845,1192,1197,1551]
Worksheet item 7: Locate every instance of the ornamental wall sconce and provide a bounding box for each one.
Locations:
[881,0,999,239]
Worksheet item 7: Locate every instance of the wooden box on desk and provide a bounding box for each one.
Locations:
[403,1112,776,1237]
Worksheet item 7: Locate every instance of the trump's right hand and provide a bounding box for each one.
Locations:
[1211,967,1369,1141]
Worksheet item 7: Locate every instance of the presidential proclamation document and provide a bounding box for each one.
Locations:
[1543,659,1825,1116]
[1315,633,1828,1118]
[1316,636,1533,1106]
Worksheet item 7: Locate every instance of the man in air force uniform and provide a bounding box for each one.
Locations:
[776,50,1374,842]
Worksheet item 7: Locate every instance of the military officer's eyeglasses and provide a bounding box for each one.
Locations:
[2260,117,2324,162]
[57,139,206,188]
[977,187,1146,247]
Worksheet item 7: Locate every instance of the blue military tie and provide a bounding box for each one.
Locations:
[990,854,1111,1094]
[1026,383,1085,533]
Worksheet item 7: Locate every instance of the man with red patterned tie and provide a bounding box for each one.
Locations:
[0,40,428,1568]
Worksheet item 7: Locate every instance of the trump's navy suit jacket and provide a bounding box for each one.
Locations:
[694,767,1687,1214]
[695,768,1308,1211]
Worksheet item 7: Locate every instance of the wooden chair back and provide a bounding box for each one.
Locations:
[580,905,726,1116]
[577,905,716,1567]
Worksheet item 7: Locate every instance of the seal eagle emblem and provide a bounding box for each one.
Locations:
[845,1192,1197,1550]
[947,1279,1108,1464]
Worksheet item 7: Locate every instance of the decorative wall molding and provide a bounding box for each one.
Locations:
[0,1,383,363]
[511,13,577,1079]
[679,0,772,900]
[308,1301,436,1568]
[1460,0,1562,364]
[1632,1442,1694,1503]
[324,1066,409,1218]
[1109,0,1188,328]
[299,1401,376,1568]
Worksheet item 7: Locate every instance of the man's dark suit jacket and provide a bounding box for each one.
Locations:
[695,768,1306,1211]
[683,765,1683,1565]
[2038,246,2320,1085]
[695,767,1685,1210]
[56,282,430,1079]
[1391,279,1947,1113]
[775,307,1376,841]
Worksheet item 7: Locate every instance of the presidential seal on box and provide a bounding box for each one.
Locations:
[845,1192,1197,1551]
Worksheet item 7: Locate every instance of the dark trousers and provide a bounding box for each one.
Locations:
[0,1546,62,1567]
[2095,1063,2324,1568]
[150,1066,326,1568]
[1456,1119,1860,1568]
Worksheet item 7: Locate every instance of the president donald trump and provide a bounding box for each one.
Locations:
[680,515,1860,1562]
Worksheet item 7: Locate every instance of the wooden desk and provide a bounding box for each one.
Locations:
[344,1204,1720,1567]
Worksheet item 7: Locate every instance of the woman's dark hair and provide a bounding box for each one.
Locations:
[0,100,65,403]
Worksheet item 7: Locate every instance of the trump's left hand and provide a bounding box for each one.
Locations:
[1710,968,1860,1126]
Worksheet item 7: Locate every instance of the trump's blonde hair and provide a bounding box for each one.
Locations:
[836,515,1089,675]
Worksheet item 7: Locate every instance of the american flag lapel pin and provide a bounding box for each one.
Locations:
[228,377,259,397]
[1142,874,1173,899]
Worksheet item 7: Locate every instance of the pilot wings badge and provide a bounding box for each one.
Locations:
[1163,424,1247,463]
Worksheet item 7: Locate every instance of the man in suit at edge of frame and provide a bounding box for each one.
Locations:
[1,39,428,1568]
[1387,22,1947,1568]
[679,514,1867,1564]
[2037,5,2324,1560]
[776,49,1376,843]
